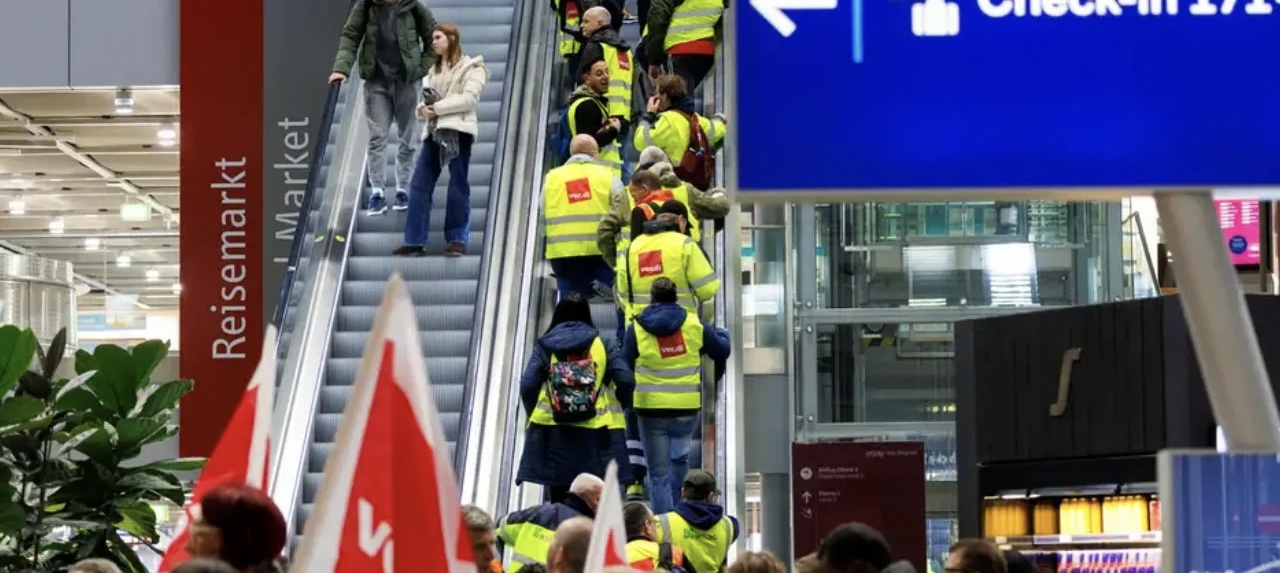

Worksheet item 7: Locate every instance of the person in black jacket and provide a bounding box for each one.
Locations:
[567,56,622,156]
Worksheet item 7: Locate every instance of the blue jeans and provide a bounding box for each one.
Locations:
[403,133,473,247]
[637,414,699,514]
[549,256,614,300]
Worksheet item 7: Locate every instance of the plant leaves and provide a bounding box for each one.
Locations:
[0,498,24,533]
[89,345,138,415]
[54,386,112,419]
[120,470,187,507]
[74,348,98,375]
[112,499,158,542]
[108,527,151,573]
[0,326,37,397]
[43,328,67,380]
[0,395,46,425]
[132,456,206,473]
[130,340,169,390]
[17,370,52,400]
[75,427,116,466]
[115,417,167,457]
[137,379,193,419]
[54,427,99,458]
[56,369,96,401]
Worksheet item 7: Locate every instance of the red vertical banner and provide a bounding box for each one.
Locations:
[179,0,265,457]
[792,441,926,572]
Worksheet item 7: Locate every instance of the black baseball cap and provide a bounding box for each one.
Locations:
[682,469,717,499]
[658,199,689,219]
[819,522,893,572]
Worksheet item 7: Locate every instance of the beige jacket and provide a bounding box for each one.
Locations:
[421,54,490,138]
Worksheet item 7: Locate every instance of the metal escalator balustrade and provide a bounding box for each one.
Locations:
[275,84,351,380]
[295,0,519,538]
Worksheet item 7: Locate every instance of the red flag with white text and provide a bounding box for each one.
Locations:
[585,461,629,573]
[291,274,476,573]
[159,325,277,572]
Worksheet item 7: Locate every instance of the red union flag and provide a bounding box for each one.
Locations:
[585,461,629,573]
[159,325,277,572]
[292,274,476,573]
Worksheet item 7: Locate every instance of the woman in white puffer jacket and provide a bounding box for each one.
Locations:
[395,22,491,258]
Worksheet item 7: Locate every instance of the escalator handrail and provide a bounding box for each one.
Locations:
[492,1,563,519]
[457,0,546,507]
[268,76,369,536]
[270,83,343,335]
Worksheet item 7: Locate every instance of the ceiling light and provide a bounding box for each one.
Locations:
[146,268,160,282]
[114,88,135,115]
[171,283,182,295]
[84,237,101,251]
[7,198,24,215]
[116,254,132,268]
[119,203,152,222]
[48,217,65,234]
[157,124,177,141]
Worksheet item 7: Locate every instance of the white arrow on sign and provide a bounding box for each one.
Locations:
[802,491,813,504]
[750,0,839,37]
[358,498,395,573]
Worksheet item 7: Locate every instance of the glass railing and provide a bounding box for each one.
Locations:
[1121,211,1160,299]
[270,83,344,351]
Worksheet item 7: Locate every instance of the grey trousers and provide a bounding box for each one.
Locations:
[364,78,420,192]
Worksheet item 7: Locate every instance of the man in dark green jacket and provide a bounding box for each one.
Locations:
[328,0,436,215]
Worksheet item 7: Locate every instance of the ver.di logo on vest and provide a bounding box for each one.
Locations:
[617,50,631,71]
[566,178,592,203]
[638,251,664,277]
[658,332,687,358]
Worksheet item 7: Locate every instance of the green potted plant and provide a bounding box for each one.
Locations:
[0,325,205,572]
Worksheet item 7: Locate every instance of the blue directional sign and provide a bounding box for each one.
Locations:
[737,0,1280,192]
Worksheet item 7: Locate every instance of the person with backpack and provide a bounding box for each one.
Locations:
[634,75,726,192]
[329,0,437,216]
[654,471,740,573]
[621,277,729,513]
[578,6,637,181]
[624,501,688,571]
[517,294,634,502]
[553,57,624,178]
[543,134,622,299]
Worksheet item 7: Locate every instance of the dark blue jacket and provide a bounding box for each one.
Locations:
[671,499,740,542]
[622,303,731,416]
[517,321,635,487]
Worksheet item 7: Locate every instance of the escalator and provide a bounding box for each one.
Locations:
[490,0,728,513]
[271,0,530,544]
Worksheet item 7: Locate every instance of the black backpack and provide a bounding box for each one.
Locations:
[657,539,688,573]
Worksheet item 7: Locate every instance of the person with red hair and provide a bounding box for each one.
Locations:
[184,482,287,573]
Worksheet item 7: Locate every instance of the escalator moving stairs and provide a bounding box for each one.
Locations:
[296,0,516,537]
[276,87,353,383]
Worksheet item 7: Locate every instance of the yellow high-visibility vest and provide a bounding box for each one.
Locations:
[543,159,614,259]
[567,95,623,178]
[528,337,624,429]
[598,43,635,121]
[656,512,734,573]
[665,0,724,51]
[633,311,703,410]
[555,0,583,57]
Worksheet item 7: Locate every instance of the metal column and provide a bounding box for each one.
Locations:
[1155,191,1280,450]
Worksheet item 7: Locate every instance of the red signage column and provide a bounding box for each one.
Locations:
[792,441,926,572]
[178,0,265,457]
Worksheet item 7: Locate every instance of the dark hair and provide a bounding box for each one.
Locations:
[549,293,594,330]
[651,277,678,304]
[948,540,1007,573]
[630,205,657,241]
[819,522,893,573]
[578,56,606,79]
[170,559,240,573]
[521,565,548,573]
[623,501,653,541]
[199,483,287,570]
[629,169,661,190]
[1002,550,1033,573]
[655,74,689,104]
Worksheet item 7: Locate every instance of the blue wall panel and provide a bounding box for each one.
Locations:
[0,1,71,89]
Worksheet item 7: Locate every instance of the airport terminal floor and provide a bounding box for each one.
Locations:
[1,0,1279,571]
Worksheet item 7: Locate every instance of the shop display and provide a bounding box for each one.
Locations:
[982,495,1161,538]
[1027,549,1159,573]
